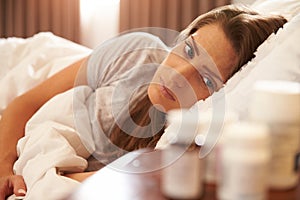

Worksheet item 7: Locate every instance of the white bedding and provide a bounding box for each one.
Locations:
[0,32,91,115]
[0,32,92,200]
[13,86,93,200]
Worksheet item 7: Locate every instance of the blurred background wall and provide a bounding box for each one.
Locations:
[0,0,255,48]
[119,0,231,33]
[0,0,80,42]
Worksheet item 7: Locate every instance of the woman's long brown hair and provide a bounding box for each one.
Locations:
[108,5,287,154]
[109,87,165,153]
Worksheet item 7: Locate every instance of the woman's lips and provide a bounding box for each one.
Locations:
[159,77,176,101]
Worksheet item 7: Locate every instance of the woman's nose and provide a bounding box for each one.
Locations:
[173,64,196,88]
[176,63,196,79]
[180,64,196,76]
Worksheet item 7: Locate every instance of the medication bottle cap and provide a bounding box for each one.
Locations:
[250,80,300,123]
[224,122,270,148]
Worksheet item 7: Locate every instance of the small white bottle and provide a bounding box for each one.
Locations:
[161,109,205,199]
[197,111,238,185]
[249,80,300,190]
[217,122,271,200]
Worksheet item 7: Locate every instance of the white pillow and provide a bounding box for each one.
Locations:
[193,13,300,119]
[225,13,300,118]
[251,0,300,20]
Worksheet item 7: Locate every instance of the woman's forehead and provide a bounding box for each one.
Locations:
[192,24,238,80]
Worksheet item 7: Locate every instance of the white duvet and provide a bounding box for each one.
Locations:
[0,32,91,114]
[0,32,92,200]
[13,86,93,200]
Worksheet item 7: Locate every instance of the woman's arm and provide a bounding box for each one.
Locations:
[0,56,89,199]
[64,171,96,182]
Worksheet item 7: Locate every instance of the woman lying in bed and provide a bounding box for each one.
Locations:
[0,5,286,199]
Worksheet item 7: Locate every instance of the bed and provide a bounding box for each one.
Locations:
[1,0,300,199]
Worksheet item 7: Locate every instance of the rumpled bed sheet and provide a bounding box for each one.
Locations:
[13,86,93,200]
[0,32,91,115]
[0,32,92,200]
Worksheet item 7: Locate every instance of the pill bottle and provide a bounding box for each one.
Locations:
[161,109,205,199]
[196,111,238,185]
[249,80,300,190]
[217,122,271,200]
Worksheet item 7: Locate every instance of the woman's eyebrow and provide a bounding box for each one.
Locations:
[190,36,223,84]
[190,35,200,56]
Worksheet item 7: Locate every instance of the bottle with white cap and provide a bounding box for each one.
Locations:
[249,80,300,190]
[161,109,205,199]
[194,110,238,185]
[217,122,271,200]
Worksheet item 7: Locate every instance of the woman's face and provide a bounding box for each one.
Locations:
[148,24,238,112]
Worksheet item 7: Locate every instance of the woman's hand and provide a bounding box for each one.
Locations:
[0,174,26,200]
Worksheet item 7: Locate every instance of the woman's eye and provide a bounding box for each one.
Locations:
[203,77,214,90]
[184,42,194,59]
